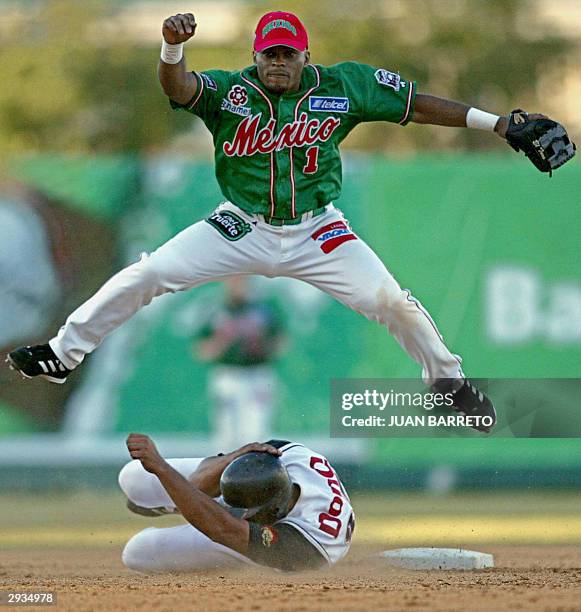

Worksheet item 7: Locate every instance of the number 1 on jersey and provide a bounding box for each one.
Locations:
[303,146,319,174]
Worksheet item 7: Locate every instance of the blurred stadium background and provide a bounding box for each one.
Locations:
[0,0,580,554]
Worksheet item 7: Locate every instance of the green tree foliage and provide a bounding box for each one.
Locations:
[0,0,169,158]
[283,0,571,152]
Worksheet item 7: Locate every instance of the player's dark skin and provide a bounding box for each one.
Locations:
[158,13,550,140]
[253,46,310,94]
[126,433,299,554]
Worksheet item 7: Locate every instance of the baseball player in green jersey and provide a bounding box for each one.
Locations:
[13,9,572,434]
[195,277,287,449]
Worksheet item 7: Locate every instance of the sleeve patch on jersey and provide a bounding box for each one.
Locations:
[260,526,278,548]
[311,221,357,254]
[246,522,327,571]
[205,210,252,241]
[374,69,404,91]
[201,73,218,91]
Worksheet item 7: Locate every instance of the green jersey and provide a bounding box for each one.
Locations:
[197,298,285,367]
[171,61,416,219]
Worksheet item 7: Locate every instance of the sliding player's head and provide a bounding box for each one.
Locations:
[220,451,294,523]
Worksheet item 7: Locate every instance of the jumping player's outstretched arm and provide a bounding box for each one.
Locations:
[158,13,198,105]
[411,94,575,174]
[412,93,511,136]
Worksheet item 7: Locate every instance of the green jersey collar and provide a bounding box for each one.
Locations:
[241,64,320,99]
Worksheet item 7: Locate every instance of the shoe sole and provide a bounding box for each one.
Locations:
[454,404,497,434]
[485,403,498,434]
[476,402,497,434]
[5,355,68,385]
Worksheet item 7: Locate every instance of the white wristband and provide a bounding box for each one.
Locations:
[466,107,500,132]
[161,40,184,64]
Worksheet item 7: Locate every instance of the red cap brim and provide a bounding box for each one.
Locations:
[254,37,307,52]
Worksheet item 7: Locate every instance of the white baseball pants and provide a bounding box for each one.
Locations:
[50,203,462,384]
[118,458,254,572]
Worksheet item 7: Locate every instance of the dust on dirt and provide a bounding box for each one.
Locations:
[2,545,581,611]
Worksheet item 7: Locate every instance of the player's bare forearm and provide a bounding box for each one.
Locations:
[158,13,198,105]
[126,434,249,552]
[189,442,282,497]
[412,93,513,138]
[158,60,197,104]
[188,454,234,496]
[411,94,471,127]
[155,463,250,554]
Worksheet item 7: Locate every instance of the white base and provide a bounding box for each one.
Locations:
[380,547,494,570]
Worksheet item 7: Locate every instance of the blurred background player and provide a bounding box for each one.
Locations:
[120,435,354,572]
[195,277,286,450]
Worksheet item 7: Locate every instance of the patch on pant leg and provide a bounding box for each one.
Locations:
[205,210,252,241]
[311,221,357,253]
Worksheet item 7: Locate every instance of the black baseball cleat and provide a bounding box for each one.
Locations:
[433,378,497,433]
[5,344,71,384]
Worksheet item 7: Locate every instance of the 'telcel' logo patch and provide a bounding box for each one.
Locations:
[309,96,350,113]
[311,220,357,253]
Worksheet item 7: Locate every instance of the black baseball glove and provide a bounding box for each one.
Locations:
[505,109,576,176]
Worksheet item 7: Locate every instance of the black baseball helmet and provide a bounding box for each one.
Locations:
[220,452,293,522]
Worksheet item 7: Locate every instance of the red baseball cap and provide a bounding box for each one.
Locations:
[254,11,309,53]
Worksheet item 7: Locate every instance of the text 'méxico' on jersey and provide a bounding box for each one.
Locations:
[170,62,416,219]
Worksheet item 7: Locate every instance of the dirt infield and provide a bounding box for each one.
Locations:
[3,493,581,610]
[3,545,581,611]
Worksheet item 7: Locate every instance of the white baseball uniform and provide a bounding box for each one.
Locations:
[118,441,353,572]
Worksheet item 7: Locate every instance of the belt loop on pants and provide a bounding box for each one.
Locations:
[259,204,330,227]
